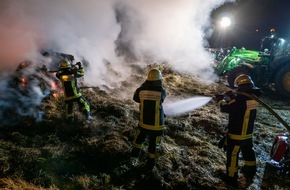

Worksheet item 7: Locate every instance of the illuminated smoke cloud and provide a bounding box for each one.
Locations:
[0,61,51,126]
[0,0,235,81]
[0,0,234,126]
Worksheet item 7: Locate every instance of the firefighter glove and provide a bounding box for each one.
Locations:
[76,62,83,69]
[218,135,227,151]
[223,90,233,97]
[213,94,224,102]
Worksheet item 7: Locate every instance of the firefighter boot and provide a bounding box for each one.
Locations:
[220,171,238,188]
[241,165,256,180]
[84,111,93,122]
[218,135,227,151]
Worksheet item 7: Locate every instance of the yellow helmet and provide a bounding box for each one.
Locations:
[147,69,162,81]
[59,60,71,69]
[270,28,276,33]
[234,74,254,87]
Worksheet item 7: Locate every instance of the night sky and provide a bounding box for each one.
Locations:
[210,0,290,49]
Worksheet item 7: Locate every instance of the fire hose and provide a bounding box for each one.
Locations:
[235,91,290,133]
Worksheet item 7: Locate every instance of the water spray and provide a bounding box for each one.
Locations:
[163,96,212,117]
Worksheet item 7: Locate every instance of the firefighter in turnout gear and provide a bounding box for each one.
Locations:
[131,68,166,169]
[260,28,278,52]
[56,59,91,123]
[216,74,262,186]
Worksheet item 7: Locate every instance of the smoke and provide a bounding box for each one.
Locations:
[0,0,235,125]
[0,62,51,126]
[0,0,235,80]
[115,0,226,78]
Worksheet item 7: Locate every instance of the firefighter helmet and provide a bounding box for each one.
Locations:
[270,28,276,34]
[60,60,71,69]
[147,69,162,81]
[234,74,254,87]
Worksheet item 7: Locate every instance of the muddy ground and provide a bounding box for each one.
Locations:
[0,65,289,190]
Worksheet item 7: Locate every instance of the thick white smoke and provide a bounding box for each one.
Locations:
[0,0,235,125]
[0,0,235,82]
[115,0,228,78]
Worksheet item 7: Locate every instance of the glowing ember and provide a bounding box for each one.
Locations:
[20,77,27,87]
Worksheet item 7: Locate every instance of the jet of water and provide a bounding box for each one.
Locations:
[163,96,212,117]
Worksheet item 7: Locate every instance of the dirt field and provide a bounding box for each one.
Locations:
[0,65,289,190]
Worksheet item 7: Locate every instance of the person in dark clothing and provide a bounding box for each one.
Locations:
[131,68,166,169]
[56,59,91,123]
[260,28,278,52]
[216,74,262,186]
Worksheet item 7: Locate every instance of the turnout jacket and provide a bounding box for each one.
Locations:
[219,88,262,140]
[56,67,84,100]
[133,80,166,131]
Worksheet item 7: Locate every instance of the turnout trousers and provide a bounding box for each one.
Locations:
[226,137,256,179]
[133,126,163,158]
[65,96,90,121]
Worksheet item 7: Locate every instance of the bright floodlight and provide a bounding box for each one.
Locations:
[220,17,231,28]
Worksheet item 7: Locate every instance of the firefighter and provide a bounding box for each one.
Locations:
[56,59,91,123]
[131,68,166,169]
[215,74,262,186]
[260,28,278,52]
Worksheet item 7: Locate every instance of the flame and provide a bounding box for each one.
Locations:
[20,77,27,87]
[49,80,63,99]
[51,90,59,99]
[50,80,58,90]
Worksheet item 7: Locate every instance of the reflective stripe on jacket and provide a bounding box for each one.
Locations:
[219,94,258,140]
[133,80,166,131]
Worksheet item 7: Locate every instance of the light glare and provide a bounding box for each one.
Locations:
[220,17,231,28]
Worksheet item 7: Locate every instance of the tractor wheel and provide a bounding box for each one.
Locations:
[275,65,290,98]
[227,66,251,88]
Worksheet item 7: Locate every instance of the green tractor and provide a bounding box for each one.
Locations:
[215,37,290,98]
